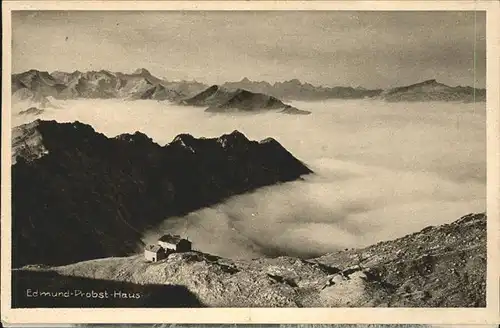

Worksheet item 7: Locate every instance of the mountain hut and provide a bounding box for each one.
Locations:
[144,244,167,262]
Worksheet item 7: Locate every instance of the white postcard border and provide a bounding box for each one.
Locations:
[1,1,499,325]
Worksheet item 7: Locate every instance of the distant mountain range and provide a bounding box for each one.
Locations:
[380,79,486,102]
[12,119,312,267]
[12,69,486,110]
[221,77,486,103]
[222,77,384,101]
[12,68,198,102]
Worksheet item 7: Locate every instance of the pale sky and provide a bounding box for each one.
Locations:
[12,11,486,89]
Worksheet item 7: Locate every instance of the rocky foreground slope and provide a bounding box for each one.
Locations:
[13,213,486,308]
[12,120,312,267]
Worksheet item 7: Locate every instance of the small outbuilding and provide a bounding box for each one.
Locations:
[158,234,192,252]
[144,244,167,262]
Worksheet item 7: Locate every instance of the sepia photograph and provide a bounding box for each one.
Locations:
[1,0,499,326]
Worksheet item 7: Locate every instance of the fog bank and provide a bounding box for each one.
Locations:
[12,98,486,259]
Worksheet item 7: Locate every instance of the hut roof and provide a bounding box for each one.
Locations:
[145,244,162,252]
[159,234,187,244]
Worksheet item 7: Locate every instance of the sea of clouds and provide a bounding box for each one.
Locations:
[11,98,486,260]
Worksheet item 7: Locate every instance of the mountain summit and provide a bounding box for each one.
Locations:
[184,85,311,115]
[133,68,152,76]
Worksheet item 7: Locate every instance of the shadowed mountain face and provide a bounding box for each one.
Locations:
[380,79,486,102]
[183,85,311,115]
[11,120,313,267]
